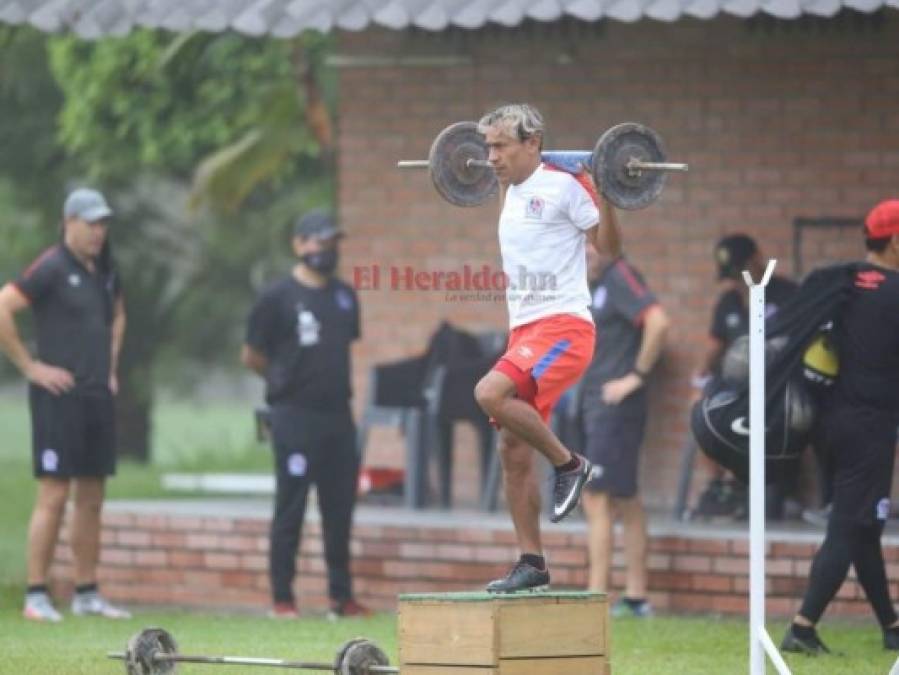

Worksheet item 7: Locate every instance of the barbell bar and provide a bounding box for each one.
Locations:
[107,628,397,675]
[462,155,688,176]
[396,121,689,210]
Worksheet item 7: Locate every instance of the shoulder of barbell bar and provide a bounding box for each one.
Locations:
[626,160,689,171]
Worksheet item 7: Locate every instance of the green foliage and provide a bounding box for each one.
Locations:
[0,26,338,456]
[47,31,307,183]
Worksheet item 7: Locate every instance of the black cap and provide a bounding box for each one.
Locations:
[293,210,343,240]
[715,234,757,280]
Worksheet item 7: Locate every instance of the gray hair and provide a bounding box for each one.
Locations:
[477,104,545,147]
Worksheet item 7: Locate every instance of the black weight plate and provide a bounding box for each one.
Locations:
[592,122,667,210]
[334,637,369,672]
[428,121,497,207]
[339,638,390,675]
[125,628,178,675]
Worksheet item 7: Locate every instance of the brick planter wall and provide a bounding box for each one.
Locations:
[49,502,898,618]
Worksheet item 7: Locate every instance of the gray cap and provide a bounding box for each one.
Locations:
[293,210,343,240]
[63,188,113,223]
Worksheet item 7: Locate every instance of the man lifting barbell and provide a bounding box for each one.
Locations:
[397,108,685,593]
[464,103,619,593]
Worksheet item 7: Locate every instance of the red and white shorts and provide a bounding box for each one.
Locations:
[493,314,595,423]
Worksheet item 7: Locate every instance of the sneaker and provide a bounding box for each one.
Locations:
[486,560,550,594]
[328,598,372,620]
[694,479,746,520]
[611,598,654,618]
[70,592,131,619]
[884,627,899,650]
[550,454,592,523]
[780,624,831,655]
[268,601,299,619]
[23,593,63,623]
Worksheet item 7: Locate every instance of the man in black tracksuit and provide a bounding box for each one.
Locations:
[241,210,368,619]
[782,199,899,654]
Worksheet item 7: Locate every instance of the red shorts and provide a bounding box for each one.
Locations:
[493,314,595,423]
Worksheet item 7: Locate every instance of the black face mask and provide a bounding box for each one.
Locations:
[302,249,338,276]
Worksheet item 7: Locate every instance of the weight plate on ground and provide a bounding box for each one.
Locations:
[592,122,667,210]
[428,121,497,207]
[125,628,178,675]
[339,638,390,675]
[334,637,369,672]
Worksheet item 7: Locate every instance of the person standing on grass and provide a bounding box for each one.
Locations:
[0,188,129,622]
[580,244,669,617]
[241,210,370,619]
[781,199,899,654]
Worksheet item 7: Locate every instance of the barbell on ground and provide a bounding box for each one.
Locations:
[397,120,688,210]
[108,628,397,675]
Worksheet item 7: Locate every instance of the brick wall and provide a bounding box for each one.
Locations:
[336,13,899,509]
[50,508,897,618]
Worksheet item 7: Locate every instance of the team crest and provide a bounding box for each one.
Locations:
[335,288,354,311]
[525,196,545,219]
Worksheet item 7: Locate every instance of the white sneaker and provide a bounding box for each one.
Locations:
[71,592,131,619]
[23,593,63,623]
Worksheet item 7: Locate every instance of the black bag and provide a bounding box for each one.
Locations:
[690,374,816,485]
[690,263,857,485]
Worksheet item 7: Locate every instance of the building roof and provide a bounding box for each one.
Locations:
[0,0,896,37]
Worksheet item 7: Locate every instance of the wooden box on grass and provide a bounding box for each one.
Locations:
[398,591,609,674]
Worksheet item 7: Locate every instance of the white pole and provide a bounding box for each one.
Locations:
[743,260,791,675]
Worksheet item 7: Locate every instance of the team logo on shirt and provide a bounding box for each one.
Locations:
[68,273,81,287]
[725,312,741,329]
[525,196,545,219]
[335,288,354,311]
[296,306,321,347]
[856,270,886,290]
[592,286,608,310]
[877,498,891,520]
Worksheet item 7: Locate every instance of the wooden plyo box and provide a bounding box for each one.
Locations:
[398,591,609,674]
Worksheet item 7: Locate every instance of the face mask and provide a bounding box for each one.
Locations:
[302,249,338,276]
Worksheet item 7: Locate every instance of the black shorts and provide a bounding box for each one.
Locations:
[824,404,897,526]
[581,390,647,498]
[29,386,116,478]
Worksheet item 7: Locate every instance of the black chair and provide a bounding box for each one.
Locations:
[357,322,505,509]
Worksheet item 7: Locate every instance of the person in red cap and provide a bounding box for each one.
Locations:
[782,199,899,654]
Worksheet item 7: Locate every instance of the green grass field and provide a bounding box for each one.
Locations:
[0,587,894,675]
[0,397,896,673]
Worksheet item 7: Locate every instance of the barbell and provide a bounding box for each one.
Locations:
[107,628,397,675]
[397,121,688,210]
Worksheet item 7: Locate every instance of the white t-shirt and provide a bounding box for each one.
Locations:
[498,163,600,329]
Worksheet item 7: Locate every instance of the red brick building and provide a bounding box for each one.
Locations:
[336,12,899,508]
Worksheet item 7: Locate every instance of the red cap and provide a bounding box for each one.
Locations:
[865,199,899,239]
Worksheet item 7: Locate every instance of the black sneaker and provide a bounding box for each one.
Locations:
[486,560,550,594]
[550,454,592,523]
[883,627,899,650]
[780,624,831,655]
[693,479,746,520]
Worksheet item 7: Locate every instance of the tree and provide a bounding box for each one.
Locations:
[0,27,335,461]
